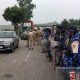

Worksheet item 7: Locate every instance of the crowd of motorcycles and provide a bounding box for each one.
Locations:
[51,27,80,67]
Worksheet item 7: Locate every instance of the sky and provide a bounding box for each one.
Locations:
[0,0,80,25]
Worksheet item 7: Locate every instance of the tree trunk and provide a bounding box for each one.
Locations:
[14,24,18,34]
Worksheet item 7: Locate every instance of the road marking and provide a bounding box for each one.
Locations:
[24,51,30,62]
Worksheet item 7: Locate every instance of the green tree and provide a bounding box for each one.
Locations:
[69,19,75,26]
[69,19,80,27]
[61,19,70,28]
[17,0,36,21]
[3,5,25,33]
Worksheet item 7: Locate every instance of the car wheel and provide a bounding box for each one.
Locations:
[10,44,14,52]
[16,43,19,48]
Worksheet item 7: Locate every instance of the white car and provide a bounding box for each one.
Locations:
[0,31,19,52]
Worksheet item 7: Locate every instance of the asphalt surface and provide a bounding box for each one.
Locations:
[0,40,59,80]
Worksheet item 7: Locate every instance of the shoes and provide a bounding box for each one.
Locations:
[41,51,44,53]
[41,50,47,53]
[26,45,29,47]
[29,48,33,50]
[47,59,52,62]
[29,48,31,50]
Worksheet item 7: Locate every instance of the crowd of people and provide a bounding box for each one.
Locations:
[26,25,80,67]
[49,26,80,67]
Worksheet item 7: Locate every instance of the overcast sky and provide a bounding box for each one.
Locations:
[0,0,80,25]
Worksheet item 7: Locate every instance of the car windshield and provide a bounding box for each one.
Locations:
[0,31,13,38]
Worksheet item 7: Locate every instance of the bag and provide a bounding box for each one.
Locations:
[51,39,60,48]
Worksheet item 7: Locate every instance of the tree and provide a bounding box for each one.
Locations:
[61,19,70,28]
[69,19,80,27]
[61,18,80,29]
[17,0,36,21]
[3,5,25,33]
[69,19,75,26]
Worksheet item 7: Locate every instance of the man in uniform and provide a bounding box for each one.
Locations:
[33,28,37,45]
[37,28,42,45]
[28,29,34,50]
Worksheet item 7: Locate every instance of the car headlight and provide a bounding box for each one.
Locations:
[4,41,12,45]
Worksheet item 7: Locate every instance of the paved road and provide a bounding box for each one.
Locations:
[0,40,59,80]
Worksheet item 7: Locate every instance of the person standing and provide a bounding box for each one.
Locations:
[33,28,37,45]
[26,31,29,47]
[41,30,47,53]
[28,29,34,50]
[46,35,52,61]
[37,28,42,45]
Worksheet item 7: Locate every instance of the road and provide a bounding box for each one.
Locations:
[0,40,59,80]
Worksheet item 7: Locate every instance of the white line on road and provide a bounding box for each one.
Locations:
[24,51,30,62]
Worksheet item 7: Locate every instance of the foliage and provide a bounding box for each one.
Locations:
[69,19,80,26]
[3,5,25,25]
[3,5,25,33]
[61,19,70,28]
[61,19,80,28]
[17,0,36,21]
